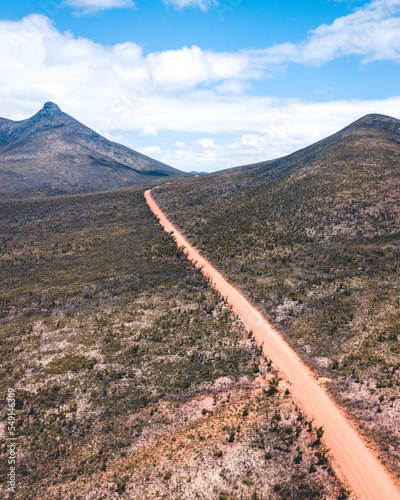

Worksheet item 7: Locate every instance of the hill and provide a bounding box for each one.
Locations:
[0,102,185,197]
[0,187,345,499]
[153,113,400,483]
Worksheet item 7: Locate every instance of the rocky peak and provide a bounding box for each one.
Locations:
[342,113,400,137]
[36,102,62,118]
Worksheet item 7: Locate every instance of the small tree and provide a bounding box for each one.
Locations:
[313,426,325,446]
[337,486,352,500]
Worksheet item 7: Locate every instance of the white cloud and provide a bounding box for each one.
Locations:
[1,5,400,171]
[163,0,216,11]
[256,0,400,65]
[64,0,136,14]
[140,93,400,172]
[196,138,217,149]
[140,125,158,136]
[215,80,250,95]
[301,0,400,63]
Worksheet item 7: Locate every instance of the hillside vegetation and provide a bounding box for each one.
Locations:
[153,114,400,482]
[0,188,346,499]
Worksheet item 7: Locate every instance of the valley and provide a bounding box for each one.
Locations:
[2,0,400,497]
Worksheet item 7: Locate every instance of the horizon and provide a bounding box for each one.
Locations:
[1,0,400,172]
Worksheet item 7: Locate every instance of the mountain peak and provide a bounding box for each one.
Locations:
[0,102,185,197]
[345,113,400,133]
[36,102,62,118]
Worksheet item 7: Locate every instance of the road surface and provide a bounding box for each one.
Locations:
[145,187,400,500]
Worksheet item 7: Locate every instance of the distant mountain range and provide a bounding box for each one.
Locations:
[0,102,186,197]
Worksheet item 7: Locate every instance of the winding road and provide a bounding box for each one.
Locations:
[145,187,400,500]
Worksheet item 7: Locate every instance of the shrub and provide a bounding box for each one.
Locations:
[47,354,96,374]
[293,450,303,464]
[337,486,352,500]
[266,377,281,396]
[243,478,254,486]
[309,463,317,473]
[315,449,330,466]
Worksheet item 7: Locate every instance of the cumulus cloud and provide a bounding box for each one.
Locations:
[1,3,400,171]
[196,138,217,149]
[137,95,400,171]
[64,0,136,14]
[140,125,158,136]
[256,0,400,65]
[141,146,161,155]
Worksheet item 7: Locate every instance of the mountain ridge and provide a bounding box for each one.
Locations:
[242,113,400,175]
[0,102,185,197]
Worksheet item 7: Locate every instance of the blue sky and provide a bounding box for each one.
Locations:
[0,0,399,171]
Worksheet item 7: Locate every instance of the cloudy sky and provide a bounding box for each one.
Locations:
[1,0,400,171]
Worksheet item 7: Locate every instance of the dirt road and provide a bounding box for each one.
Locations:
[145,188,400,500]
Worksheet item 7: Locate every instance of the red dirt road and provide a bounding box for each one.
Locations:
[145,188,400,500]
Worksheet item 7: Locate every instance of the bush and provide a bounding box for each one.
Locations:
[116,476,127,494]
[266,377,281,396]
[293,450,303,464]
[243,478,254,486]
[315,449,330,466]
[337,487,352,500]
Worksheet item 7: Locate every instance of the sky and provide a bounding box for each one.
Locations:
[0,0,400,172]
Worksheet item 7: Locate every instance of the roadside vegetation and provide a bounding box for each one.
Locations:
[0,187,347,499]
[153,117,400,482]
